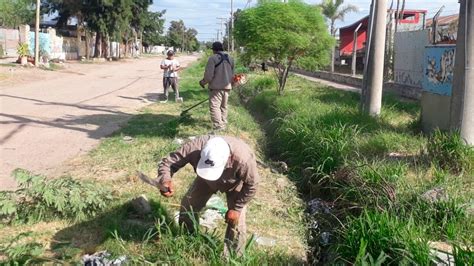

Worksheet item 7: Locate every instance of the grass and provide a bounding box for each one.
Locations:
[0,63,17,67]
[0,56,307,264]
[243,73,474,264]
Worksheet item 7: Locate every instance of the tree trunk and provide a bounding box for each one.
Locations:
[85,30,90,60]
[278,60,293,95]
[94,32,101,58]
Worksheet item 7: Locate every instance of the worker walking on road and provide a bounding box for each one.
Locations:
[160,50,181,103]
[156,135,259,256]
[199,42,234,131]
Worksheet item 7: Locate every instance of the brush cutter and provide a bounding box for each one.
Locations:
[179,97,209,117]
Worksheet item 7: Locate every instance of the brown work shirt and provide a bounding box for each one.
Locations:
[157,135,258,211]
[203,53,235,90]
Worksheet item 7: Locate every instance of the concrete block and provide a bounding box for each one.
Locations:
[421,91,452,133]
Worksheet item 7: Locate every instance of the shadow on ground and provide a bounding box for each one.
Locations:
[51,199,176,261]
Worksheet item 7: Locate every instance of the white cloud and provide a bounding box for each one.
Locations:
[151,0,460,41]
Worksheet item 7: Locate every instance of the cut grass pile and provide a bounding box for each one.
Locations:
[0,56,307,264]
[244,73,474,264]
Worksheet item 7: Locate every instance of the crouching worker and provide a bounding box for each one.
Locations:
[156,135,259,256]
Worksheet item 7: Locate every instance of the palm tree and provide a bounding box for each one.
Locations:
[318,0,358,72]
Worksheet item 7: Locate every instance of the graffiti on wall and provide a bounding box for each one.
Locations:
[423,45,456,96]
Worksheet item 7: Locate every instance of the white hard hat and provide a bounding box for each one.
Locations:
[196,137,230,181]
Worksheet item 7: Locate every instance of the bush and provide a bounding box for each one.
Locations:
[427,130,473,174]
[0,169,113,223]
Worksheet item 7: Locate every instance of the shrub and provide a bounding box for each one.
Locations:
[0,232,46,264]
[427,130,473,174]
[0,169,113,223]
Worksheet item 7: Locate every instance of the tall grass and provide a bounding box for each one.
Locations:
[245,74,473,264]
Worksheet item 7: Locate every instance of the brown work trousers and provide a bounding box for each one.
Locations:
[209,89,229,130]
[179,177,247,256]
[163,77,179,100]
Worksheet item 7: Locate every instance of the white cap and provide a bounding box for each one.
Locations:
[196,137,230,181]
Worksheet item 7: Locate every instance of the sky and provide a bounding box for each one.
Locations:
[150,0,461,42]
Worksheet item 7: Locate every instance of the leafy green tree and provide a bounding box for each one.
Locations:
[0,0,35,28]
[142,10,166,50]
[166,20,185,50]
[318,0,358,72]
[184,28,199,52]
[44,0,157,58]
[234,0,333,94]
[166,20,199,52]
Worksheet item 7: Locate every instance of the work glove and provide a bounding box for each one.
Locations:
[225,210,240,227]
[159,179,174,197]
[199,79,206,89]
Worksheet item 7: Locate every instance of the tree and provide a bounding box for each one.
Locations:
[44,0,156,58]
[166,20,199,52]
[184,28,199,52]
[234,0,333,94]
[166,20,185,50]
[142,10,166,50]
[318,0,358,72]
[0,0,35,28]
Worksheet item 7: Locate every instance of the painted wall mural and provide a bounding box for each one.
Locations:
[423,45,456,96]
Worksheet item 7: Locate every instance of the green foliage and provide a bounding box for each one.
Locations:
[338,211,432,265]
[0,0,35,28]
[142,10,166,48]
[318,0,359,35]
[427,130,474,174]
[234,0,333,93]
[246,74,472,263]
[166,20,199,52]
[16,43,30,57]
[0,169,113,223]
[453,244,474,266]
[0,232,46,264]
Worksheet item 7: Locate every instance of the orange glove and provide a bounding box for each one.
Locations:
[225,210,240,227]
[159,180,174,197]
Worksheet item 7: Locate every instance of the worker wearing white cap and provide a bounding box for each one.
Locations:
[156,135,259,255]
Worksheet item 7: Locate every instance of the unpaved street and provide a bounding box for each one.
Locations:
[0,55,198,190]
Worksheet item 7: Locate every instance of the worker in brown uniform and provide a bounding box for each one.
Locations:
[156,135,259,255]
[199,42,234,131]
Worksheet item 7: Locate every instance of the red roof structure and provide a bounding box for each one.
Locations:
[339,9,427,58]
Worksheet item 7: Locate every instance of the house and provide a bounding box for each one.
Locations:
[339,9,427,64]
[426,14,459,44]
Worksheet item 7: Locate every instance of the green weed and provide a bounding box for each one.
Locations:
[0,169,113,223]
[337,211,431,265]
[453,244,474,266]
[427,130,474,174]
[244,73,473,264]
[0,232,49,264]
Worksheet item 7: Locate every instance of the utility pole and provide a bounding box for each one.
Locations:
[34,0,40,66]
[227,20,230,51]
[231,0,234,52]
[217,17,227,44]
[450,0,474,145]
[352,23,362,77]
[361,0,388,116]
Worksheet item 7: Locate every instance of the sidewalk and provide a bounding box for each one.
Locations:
[293,73,361,93]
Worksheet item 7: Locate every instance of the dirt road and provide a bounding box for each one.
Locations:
[0,55,198,190]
